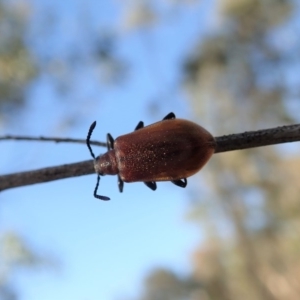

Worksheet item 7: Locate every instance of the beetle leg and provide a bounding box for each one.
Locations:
[171,178,187,188]
[163,112,176,120]
[107,133,115,150]
[135,121,144,131]
[144,181,157,191]
[118,175,124,193]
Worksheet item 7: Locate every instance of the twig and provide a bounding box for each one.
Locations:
[0,123,299,192]
[0,135,106,147]
[214,123,300,153]
[0,160,94,191]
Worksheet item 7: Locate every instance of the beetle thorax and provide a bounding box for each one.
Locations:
[94,150,118,175]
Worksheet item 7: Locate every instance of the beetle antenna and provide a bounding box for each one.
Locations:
[87,122,110,200]
[94,175,110,201]
[87,121,97,159]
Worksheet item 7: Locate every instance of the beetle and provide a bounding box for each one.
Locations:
[86,112,216,200]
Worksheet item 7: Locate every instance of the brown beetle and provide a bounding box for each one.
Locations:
[86,112,216,200]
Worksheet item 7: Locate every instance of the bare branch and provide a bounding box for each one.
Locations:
[214,123,300,153]
[0,135,106,147]
[0,123,299,193]
[0,160,94,191]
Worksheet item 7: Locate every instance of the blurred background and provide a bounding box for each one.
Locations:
[1,0,300,299]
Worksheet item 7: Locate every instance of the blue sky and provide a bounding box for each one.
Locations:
[0,1,217,299]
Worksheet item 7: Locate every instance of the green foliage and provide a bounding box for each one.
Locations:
[0,232,56,300]
[136,268,201,300]
[0,1,37,114]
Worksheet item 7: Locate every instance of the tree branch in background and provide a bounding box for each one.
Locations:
[0,123,299,192]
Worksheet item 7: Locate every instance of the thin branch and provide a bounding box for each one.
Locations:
[214,123,300,153]
[0,160,94,191]
[0,135,106,147]
[0,123,300,192]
